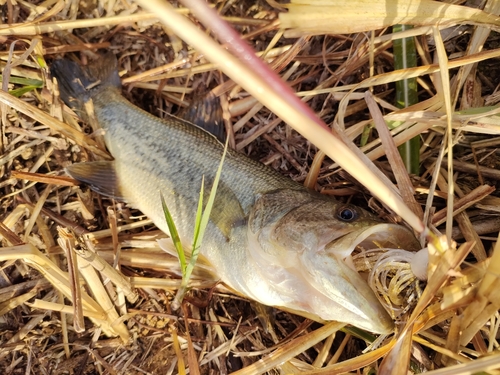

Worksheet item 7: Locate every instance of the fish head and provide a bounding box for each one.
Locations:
[247,189,420,334]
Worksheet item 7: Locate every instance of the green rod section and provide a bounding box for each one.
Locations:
[393,24,419,175]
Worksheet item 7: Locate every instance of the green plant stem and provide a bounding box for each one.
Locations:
[393,24,419,175]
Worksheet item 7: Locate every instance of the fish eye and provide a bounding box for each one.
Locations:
[337,205,358,222]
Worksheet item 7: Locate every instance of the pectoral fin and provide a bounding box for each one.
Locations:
[66,161,125,201]
[209,182,245,240]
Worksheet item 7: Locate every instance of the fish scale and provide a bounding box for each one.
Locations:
[50,53,419,333]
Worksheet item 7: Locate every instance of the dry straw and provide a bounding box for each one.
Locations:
[0,0,499,373]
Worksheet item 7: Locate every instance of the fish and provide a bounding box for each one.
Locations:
[51,53,419,334]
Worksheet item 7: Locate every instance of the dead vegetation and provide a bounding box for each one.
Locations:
[0,0,500,374]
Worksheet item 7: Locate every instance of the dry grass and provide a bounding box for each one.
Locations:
[0,0,500,374]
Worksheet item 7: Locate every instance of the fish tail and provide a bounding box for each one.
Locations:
[50,52,121,114]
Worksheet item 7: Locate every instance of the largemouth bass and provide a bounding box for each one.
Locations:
[51,54,418,334]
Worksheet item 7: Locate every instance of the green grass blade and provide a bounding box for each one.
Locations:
[191,176,205,254]
[341,326,376,343]
[174,139,229,304]
[393,24,419,175]
[184,139,229,283]
[1,76,43,97]
[177,176,205,295]
[360,123,372,147]
[0,77,43,86]
[9,85,40,97]
[160,192,186,273]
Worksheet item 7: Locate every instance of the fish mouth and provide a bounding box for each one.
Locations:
[246,222,419,334]
[325,223,421,260]
[302,223,420,333]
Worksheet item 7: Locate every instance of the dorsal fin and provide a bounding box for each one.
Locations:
[180,93,226,142]
[66,161,125,201]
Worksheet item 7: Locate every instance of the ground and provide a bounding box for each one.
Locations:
[0,0,500,374]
